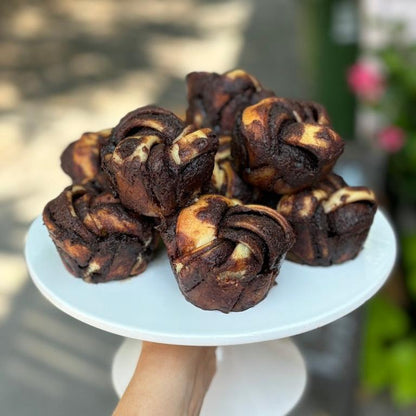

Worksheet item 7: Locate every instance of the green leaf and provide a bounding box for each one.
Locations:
[366,296,409,340]
[389,338,416,405]
[401,234,416,300]
[361,297,410,390]
[362,341,390,389]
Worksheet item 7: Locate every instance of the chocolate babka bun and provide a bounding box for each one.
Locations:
[43,181,158,283]
[101,105,218,218]
[61,128,113,189]
[160,194,295,313]
[186,69,274,135]
[231,97,345,194]
[277,173,377,266]
[210,136,260,203]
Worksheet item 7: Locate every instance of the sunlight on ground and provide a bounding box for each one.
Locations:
[0,0,252,323]
[0,255,28,321]
[146,0,253,75]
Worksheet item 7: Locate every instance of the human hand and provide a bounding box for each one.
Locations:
[113,342,217,416]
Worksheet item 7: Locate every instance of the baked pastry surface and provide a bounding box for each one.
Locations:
[43,181,158,282]
[61,128,113,189]
[160,194,295,312]
[277,173,377,266]
[210,136,259,203]
[232,97,345,193]
[101,105,218,217]
[186,69,274,134]
[43,68,379,309]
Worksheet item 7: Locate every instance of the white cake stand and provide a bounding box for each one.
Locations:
[25,210,396,415]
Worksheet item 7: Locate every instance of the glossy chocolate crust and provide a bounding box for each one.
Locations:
[232,97,345,194]
[210,136,260,203]
[43,182,158,283]
[61,128,113,190]
[101,105,218,218]
[160,194,295,313]
[277,173,377,266]
[186,69,274,135]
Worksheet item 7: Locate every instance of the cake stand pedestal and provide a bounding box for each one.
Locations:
[112,338,306,416]
[25,210,396,416]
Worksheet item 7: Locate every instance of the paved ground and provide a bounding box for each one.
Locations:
[0,0,412,415]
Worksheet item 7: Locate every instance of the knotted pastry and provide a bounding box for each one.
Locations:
[210,136,259,203]
[61,128,112,189]
[161,194,295,313]
[101,105,218,217]
[231,97,345,193]
[277,173,377,266]
[186,69,274,134]
[43,181,158,283]
[288,99,332,126]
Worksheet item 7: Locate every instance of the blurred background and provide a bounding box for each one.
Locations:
[1,0,416,414]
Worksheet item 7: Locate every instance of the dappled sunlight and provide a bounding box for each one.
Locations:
[0,255,27,295]
[1,0,413,414]
[20,310,116,361]
[0,115,24,159]
[147,32,246,77]
[0,0,252,218]
[8,6,48,39]
[5,0,360,414]
[0,250,29,324]
[14,332,110,388]
[0,0,251,412]
[146,1,252,76]
[0,81,21,110]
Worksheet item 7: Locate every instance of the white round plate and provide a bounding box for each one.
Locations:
[112,338,306,416]
[25,210,396,345]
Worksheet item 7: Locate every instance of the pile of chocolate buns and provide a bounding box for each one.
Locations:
[43,69,377,313]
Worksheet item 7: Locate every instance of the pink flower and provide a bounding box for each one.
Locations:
[377,126,406,153]
[347,62,385,102]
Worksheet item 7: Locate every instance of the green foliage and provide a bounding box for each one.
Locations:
[362,296,409,391]
[389,338,416,405]
[362,296,416,406]
[359,22,416,408]
[363,233,416,405]
[378,36,416,203]
[402,234,416,301]
[387,135,416,204]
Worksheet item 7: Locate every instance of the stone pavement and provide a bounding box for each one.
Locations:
[0,0,411,415]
